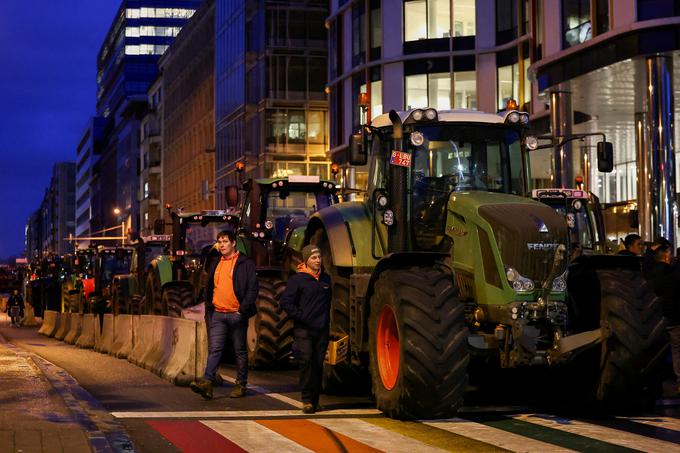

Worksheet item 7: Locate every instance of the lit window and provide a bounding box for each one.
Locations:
[497,63,519,110]
[563,0,591,48]
[126,8,140,19]
[125,45,140,55]
[405,73,451,110]
[359,80,383,121]
[454,71,476,109]
[404,1,426,41]
[144,182,149,198]
[405,74,428,109]
[126,27,140,37]
[453,0,476,37]
[404,0,452,41]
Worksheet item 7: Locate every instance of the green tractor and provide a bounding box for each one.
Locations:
[304,107,665,419]
[60,248,97,313]
[233,175,339,368]
[531,188,610,256]
[143,210,240,317]
[111,234,171,315]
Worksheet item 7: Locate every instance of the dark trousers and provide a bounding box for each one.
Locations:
[204,311,248,385]
[294,327,329,405]
[669,325,680,388]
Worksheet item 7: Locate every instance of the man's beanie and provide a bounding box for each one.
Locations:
[302,244,321,264]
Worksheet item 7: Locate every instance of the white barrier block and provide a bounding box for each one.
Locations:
[54,313,71,341]
[64,314,83,344]
[110,314,135,359]
[38,311,59,337]
[94,314,114,354]
[76,314,96,349]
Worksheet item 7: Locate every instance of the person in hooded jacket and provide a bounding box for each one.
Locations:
[6,290,24,326]
[280,244,331,414]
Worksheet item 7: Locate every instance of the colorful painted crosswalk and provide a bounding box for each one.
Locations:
[139,411,680,453]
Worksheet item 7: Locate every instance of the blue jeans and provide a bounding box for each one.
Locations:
[204,311,248,385]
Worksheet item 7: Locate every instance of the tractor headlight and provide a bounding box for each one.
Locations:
[424,108,437,120]
[412,109,424,121]
[551,271,568,292]
[520,113,529,124]
[376,194,388,209]
[507,112,520,124]
[264,220,273,229]
[383,209,394,226]
[525,135,538,150]
[410,131,425,147]
[506,267,535,292]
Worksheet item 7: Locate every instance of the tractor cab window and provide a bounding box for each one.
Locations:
[184,224,223,257]
[550,201,594,250]
[143,244,167,267]
[262,190,332,242]
[101,253,132,287]
[411,124,522,195]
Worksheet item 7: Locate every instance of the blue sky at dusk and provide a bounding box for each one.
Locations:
[0,0,121,259]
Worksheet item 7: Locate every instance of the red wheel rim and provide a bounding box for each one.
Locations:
[376,305,400,390]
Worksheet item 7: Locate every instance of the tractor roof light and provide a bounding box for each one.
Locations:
[410,131,425,147]
[412,109,424,121]
[506,112,520,124]
[424,108,437,120]
[551,271,568,292]
[520,113,529,125]
[505,267,535,293]
[506,99,518,110]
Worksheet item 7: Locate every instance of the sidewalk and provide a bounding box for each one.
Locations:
[0,314,92,453]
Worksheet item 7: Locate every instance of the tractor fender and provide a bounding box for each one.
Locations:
[161,279,193,291]
[365,252,451,311]
[305,202,376,268]
[148,255,173,286]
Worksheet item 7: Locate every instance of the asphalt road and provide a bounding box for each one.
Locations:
[2,319,680,452]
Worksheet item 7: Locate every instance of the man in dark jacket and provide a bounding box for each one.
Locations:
[281,244,331,414]
[645,243,680,393]
[6,290,24,327]
[190,230,258,399]
[618,233,643,256]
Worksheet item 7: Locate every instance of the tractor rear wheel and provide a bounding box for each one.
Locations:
[145,273,162,315]
[311,229,368,393]
[163,285,194,318]
[595,269,666,409]
[369,264,468,420]
[247,277,291,368]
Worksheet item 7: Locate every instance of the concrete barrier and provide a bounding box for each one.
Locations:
[38,310,59,337]
[63,314,83,344]
[159,318,208,386]
[128,315,156,368]
[75,314,96,349]
[54,313,71,341]
[94,314,114,354]
[110,314,135,359]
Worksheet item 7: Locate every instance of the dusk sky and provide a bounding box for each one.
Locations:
[0,0,121,259]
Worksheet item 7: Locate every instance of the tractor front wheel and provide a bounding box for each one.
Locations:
[162,285,194,318]
[144,273,162,315]
[369,264,468,420]
[247,277,292,368]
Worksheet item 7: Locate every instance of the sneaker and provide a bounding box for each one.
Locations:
[302,403,315,414]
[229,384,246,398]
[190,378,213,400]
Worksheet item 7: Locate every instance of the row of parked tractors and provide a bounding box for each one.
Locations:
[36,105,666,420]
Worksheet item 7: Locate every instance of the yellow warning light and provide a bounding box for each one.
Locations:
[235,162,246,172]
[358,92,370,108]
[331,163,340,175]
[506,99,518,110]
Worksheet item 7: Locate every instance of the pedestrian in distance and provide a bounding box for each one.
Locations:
[190,230,258,399]
[644,243,680,394]
[618,233,643,256]
[280,244,332,414]
[6,290,24,327]
[643,237,672,273]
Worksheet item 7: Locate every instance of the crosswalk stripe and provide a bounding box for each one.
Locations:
[147,420,246,453]
[201,420,313,453]
[513,414,677,451]
[619,415,680,432]
[424,419,576,452]
[362,417,508,452]
[581,416,680,445]
[314,418,448,453]
[256,419,383,452]
[217,373,302,408]
[110,408,382,419]
[468,414,637,452]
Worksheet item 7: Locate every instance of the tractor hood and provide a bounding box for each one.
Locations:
[450,191,569,286]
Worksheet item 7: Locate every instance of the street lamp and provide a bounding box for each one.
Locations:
[113,208,124,246]
[113,207,121,216]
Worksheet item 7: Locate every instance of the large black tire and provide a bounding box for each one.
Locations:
[144,273,162,315]
[369,264,468,420]
[595,269,667,408]
[310,229,368,393]
[162,284,195,318]
[247,277,292,368]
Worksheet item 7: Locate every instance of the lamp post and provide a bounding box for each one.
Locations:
[113,208,124,246]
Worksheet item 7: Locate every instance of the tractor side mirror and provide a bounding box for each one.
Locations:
[349,133,367,166]
[597,141,614,173]
[225,185,240,209]
[153,219,165,235]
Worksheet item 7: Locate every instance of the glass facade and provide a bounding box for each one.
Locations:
[215,0,329,205]
[562,0,591,48]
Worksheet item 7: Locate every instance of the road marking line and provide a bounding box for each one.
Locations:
[202,420,313,453]
[257,419,383,453]
[218,372,303,408]
[619,415,680,432]
[315,418,448,453]
[110,408,383,419]
[514,413,677,451]
[425,419,575,452]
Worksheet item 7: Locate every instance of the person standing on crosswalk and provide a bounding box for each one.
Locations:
[190,230,258,399]
[281,245,331,414]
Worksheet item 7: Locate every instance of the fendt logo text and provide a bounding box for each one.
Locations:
[527,243,560,251]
